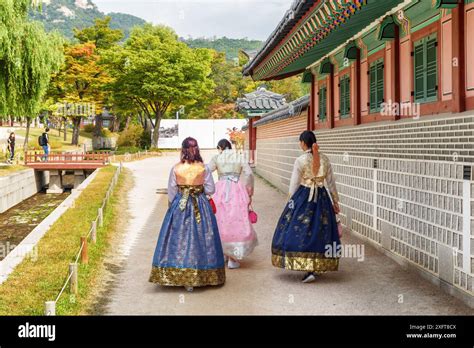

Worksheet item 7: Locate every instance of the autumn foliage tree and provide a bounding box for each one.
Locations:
[49,42,111,145]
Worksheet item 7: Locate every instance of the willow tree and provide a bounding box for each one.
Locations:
[0,0,64,146]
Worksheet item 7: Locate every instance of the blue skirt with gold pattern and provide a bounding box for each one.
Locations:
[271,185,340,273]
[149,185,226,287]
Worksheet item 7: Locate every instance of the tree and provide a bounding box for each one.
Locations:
[74,16,124,50]
[105,24,214,147]
[49,42,111,145]
[266,75,310,102]
[0,0,64,147]
[74,16,124,139]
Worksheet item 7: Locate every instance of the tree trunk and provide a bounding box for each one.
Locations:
[23,118,31,150]
[63,117,68,141]
[71,117,82,146]
[137,112,145,129]
[125,115,131,130]
[151,111,162,148]
[112,116,120,133]
[94,115,102,136]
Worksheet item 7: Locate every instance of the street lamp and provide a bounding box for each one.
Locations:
[176,106,185,150]
[176,105,185,122]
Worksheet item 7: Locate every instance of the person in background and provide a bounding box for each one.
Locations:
[42,128,50,162]
[207,139,258,269]
[7,132,15,164]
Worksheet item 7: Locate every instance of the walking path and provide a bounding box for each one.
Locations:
[102,152,473,315]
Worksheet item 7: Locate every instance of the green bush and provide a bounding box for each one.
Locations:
[28,138,62,150]
[114,146,140,155]
[83,124,95,133]
[139,129,152,149]
[117,125,143,148]
[100,128,113,138]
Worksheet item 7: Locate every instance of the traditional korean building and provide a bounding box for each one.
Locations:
[236,87,287,161]
[243,0,474,306]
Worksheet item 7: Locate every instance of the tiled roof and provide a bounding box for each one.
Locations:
[253,94,310,127]
[236,87,286,112]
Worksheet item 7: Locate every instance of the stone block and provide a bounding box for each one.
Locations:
[46,170,63,194]
[438,244,455,283]
[380,221,394,251]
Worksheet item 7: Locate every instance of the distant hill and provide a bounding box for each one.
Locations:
[183,37,263,60]
[29,0,146,40]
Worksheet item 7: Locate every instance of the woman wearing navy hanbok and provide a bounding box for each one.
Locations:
[149,137,225,291]
[271,131,341,283]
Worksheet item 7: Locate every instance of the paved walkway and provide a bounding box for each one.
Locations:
[102,152,473,315]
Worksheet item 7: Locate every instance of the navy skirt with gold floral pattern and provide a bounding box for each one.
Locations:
[271,186,340,273]
[149,186,226,287]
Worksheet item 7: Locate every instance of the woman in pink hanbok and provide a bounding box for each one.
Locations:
[207,139,258,269]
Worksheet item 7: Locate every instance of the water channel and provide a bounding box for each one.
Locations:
[0,191,69,261]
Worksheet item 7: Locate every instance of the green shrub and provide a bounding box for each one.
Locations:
[83,124,95,133]
[139,129,152,149]
[28,139,61,150]
[100,128,113,138]
[115,146,140,155]
[117,125,143,148]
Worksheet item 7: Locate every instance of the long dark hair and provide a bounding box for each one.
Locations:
[217,139,232,151]
[9,132,15,139]
[299,130,320,176]
[181,137,203,163]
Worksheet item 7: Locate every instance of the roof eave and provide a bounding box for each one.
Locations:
[242,0,317,79]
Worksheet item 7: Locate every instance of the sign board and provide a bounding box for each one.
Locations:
[158,119,247,149]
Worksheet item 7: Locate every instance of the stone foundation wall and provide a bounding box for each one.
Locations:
[0,170,48,213]
[253,113,474,305]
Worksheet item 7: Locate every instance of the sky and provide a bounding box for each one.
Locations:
[93,0,293,40]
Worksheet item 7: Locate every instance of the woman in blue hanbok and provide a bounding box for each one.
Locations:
[271,131,341,283]
[149,137,225,291]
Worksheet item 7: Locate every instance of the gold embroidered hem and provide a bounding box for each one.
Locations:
[149,266,226,287]
[271,250,339,272]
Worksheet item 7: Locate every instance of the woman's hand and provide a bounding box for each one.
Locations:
[333,202,340,214]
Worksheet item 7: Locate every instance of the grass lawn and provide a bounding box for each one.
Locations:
[15,127,93,152]
[0,164,28,177]
[0,165,126,315]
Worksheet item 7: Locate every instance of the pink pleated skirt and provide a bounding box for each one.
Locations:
[213,179,258,260]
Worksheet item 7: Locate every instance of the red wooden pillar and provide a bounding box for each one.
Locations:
[353,49,362,126]
[308,74,316,131]
[249,117,260,164]
[248,118,254,163]
[328,66,335,129]
[452,2,466,113]
[392,25,401,120]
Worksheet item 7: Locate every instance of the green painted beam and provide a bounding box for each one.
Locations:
[268,0,404,79]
